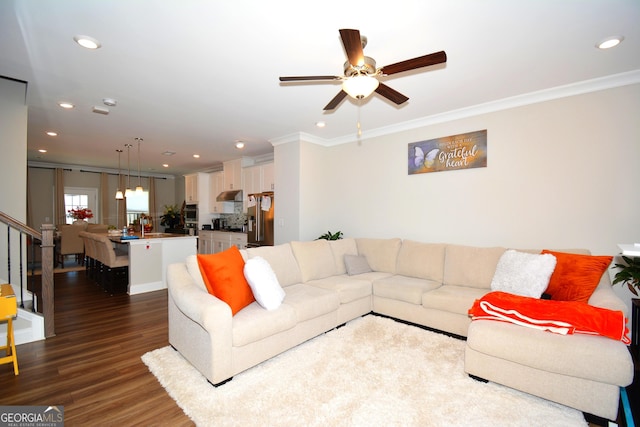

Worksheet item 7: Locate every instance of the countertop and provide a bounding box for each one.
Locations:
[201,229,246,234]
[108,232,198,243]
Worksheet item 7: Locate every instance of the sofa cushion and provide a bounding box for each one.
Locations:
[329,238,358,275]
[232,302,297,347]
[197,247,255,315]
[243,256,286,310]
[422,285,488,315]
[373,275,441,305]
[246,243,302,287]
[291,240,337,282]
[396,240,446,282]
[344,255,372,276]
[444,244,506,289]
[490,250,557,298]
[541,250,613,303]
[307,276,372,304]
[466,320,634,385]
[356,238,402,274]
[283,284,340,322]
[185,254,207,291]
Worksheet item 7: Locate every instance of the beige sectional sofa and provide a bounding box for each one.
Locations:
[167,237,634,421]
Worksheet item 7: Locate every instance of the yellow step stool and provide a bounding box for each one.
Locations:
[0,283,19,375]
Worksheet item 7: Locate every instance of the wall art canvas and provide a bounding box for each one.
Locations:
[408,129,487,175]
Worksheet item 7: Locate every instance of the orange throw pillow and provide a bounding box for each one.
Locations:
[197,246,255,315]
[541,250,613,303]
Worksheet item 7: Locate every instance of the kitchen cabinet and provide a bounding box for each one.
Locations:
[243,165,261,195]
[208,171,234,214]
[199,230,214,254]
[230,233,248,250]
[261,162,274,192]
[184,172,209,213]
[241,162,274,211]
[201,231,248,254]
[184,173,198,203]
[223,159,243,191]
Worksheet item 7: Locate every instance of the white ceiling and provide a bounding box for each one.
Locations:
[1,0,639,176]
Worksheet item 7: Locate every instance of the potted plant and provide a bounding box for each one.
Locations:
[160,204,182,230]
[612,255,640,296]
[316,230,343,240]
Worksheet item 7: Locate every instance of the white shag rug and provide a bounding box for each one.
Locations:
[142,315,587,427]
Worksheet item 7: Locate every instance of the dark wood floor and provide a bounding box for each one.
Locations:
[0,270,193,426]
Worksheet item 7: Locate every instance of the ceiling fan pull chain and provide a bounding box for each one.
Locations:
[357,98,362,137]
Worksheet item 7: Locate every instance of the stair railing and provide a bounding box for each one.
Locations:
[0,211,55,338]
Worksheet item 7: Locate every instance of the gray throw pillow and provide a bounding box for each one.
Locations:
[344,255,372,276]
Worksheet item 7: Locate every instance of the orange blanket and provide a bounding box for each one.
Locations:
[469,291,630,344]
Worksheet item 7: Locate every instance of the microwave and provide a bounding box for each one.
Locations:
[184,204,198,221]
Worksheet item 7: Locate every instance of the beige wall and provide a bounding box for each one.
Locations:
[0,77,27,285]
[27,167,177,229]
[287,84,640,311]
[309,84,640,253]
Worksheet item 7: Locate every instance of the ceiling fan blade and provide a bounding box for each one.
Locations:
[323,90,348,111]
[380,51,447,75]
[375,83,409,105]
[279,75,341,82]
[339,29,364,67]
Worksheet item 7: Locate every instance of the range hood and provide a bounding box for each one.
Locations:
[216,190,243,202]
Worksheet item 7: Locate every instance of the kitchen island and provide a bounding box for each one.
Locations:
[110,232,197,295]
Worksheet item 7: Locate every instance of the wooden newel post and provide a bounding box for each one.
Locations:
[40,224,55,337]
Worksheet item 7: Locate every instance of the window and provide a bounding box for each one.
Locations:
[126,190,149,226]
[64,187,98,224]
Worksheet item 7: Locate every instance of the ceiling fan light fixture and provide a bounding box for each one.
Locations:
[342,74,379,99]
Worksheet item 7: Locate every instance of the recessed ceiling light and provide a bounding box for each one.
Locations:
[596,36,624,49]
[235,141,245,149]
[162,164,169,168]
[74,35,101,50]
[316,121,326,128]
[162,151,176,156]
[103,98,117,107]
[58,102,74,109]
[46,131,58,136]
[193,154,200,158]
[38,149,47,153]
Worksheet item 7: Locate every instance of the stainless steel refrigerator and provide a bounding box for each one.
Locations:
[247,192,274,247]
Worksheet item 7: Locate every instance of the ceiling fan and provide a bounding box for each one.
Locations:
[279,29,447,111]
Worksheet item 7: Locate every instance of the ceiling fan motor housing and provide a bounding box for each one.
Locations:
[344,56,378,77]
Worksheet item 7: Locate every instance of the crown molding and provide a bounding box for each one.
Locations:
[274,70,640,147]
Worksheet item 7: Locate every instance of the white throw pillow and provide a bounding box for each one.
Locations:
[243,256,286,310]
[490,250,557,298]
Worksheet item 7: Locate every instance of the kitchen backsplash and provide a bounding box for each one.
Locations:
[221,203,247,228]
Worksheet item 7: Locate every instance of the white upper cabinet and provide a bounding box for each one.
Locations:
[261,162,274,192]
[184,172,209,212]
[184,173,198,203]
[209,171,234,213]
[223,159,243,191]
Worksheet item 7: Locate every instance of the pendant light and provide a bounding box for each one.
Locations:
[135,137,144,192]
[124,143,133,197]
[115,149,124,200]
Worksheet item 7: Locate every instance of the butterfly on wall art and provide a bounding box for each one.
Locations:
[408,129,487,175]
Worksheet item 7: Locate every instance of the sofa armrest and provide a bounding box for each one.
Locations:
[167,262,232,331]
[589,284,629,317]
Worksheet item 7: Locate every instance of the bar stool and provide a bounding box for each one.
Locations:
[0,283,19,375]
